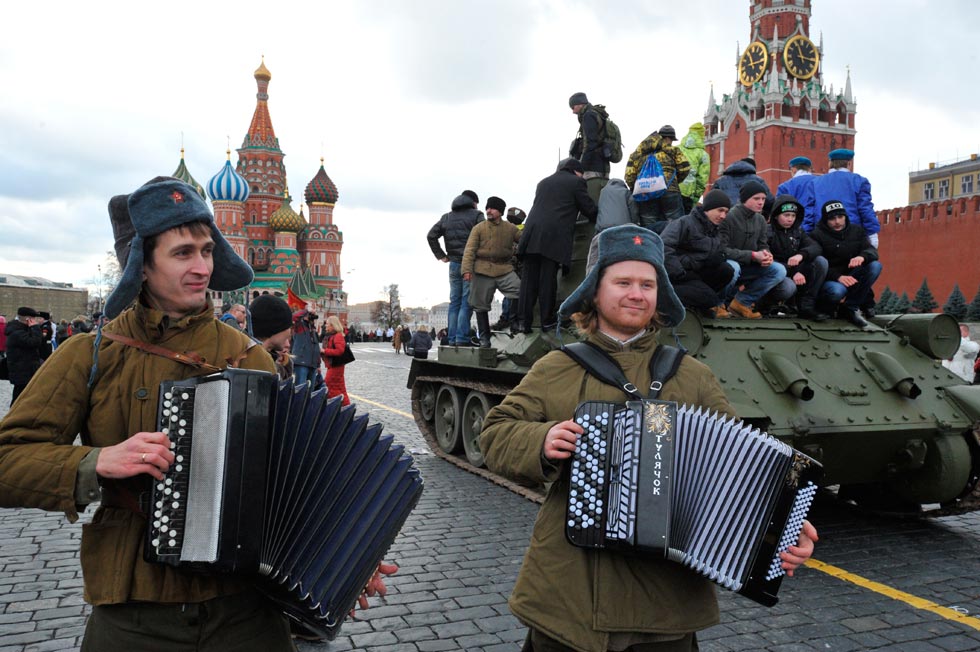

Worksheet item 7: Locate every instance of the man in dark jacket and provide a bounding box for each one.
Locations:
[768,194,830,321]
[427,191,485,346]
[810,200,882,328]
[517,158,598,331]
[568,92,609,203]
[661,190,736,317]
[712,158,773,211]
[4,306,45,406]
[720,182,788,318]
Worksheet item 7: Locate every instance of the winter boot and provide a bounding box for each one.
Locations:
[797,294,829,322]
[475,311,492,348]
[728,298,762,319]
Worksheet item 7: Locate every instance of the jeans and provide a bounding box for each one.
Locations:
[724,260,787,305]
[637,192,686,234]
[293,365,314,386]
[447,261,472,344]
[819,261,883,310]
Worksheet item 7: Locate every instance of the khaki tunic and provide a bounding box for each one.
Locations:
[480,330,735,652]
[0,302,276,605]
[461,219,520,277]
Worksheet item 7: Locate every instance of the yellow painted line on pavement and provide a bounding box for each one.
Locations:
[806,559,980,630]
[350,393,414,420]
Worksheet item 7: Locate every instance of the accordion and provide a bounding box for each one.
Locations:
[144,368,423,639]
[566,400,820,607]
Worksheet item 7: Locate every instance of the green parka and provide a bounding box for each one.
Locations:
[480,330,735,652]
[0,302,275,606]
[678,123,711,202]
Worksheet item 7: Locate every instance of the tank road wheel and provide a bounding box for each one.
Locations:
[418,382,437,422]
[461,392,495,468]
[434,385,463,453]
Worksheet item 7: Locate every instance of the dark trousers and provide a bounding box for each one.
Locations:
[637,192,686,234]
[522,627,699,652]
[10,384,27,406]
[81,591,294,652]
[671,262,735,311]
[520,254,560,329]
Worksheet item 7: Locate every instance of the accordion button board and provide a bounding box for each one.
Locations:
[566,399,821,607]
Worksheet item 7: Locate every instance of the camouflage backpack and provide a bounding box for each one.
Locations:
[594,105,624,163]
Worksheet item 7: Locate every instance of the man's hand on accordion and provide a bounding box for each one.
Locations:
[543,420,584,461]
[779,520,819,577]
[95,431,175,481]
[351,561,399,616]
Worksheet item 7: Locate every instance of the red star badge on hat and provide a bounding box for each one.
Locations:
[633,235,643,245]
[171,191,184,203]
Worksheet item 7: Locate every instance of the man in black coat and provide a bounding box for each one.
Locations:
[810,200,881,328]
[5,306,45,406]
[427,191,485,346]
[517,158,598,331]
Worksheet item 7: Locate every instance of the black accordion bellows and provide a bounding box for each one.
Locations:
[566,400,820,607]
[145,369,423,639]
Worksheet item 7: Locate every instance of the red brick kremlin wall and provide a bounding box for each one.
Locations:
[876,196,980,306]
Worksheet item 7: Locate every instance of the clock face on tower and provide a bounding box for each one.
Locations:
[783,34,820,80]
[739,41,769,86]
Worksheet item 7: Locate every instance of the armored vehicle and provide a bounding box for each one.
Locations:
[408,221,980,512]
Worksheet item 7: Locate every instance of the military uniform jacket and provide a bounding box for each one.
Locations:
[0,302,275,606]
[461,219,520,277]
[480,330,734,652]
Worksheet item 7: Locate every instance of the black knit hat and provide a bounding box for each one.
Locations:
[568,92,589,107]
[739,180,768,203]
[249,295,293,339]
[658,125,677,141]
[461,189,479,204]
[486,196,506,214]
[702,189,732,212]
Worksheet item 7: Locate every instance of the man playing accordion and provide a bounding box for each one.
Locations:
[481,224,818,652]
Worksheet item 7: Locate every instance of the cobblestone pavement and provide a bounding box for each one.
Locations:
[4,343,980,651]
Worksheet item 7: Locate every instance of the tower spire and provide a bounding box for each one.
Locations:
[844,66,853,103]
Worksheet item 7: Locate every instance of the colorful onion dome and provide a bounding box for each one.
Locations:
[304,158,339,204]
[171,148,206,199]
[269,193,306,233]
[254,56,271,81]
[207,151,250,202]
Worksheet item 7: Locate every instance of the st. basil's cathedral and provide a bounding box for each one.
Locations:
[170,58,347,323]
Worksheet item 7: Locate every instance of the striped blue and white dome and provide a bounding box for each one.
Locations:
[207,156,250,203]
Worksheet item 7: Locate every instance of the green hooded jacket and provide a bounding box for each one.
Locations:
[678,123,710,202]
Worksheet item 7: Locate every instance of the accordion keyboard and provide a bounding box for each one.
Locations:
[148,387,195,558]
[566,403,611,547]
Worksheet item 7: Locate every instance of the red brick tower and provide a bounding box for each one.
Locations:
[236,57,285,270]
[704,0,856,192]
[304,159,347,320]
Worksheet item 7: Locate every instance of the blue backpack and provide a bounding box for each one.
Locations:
[632,154,675,202]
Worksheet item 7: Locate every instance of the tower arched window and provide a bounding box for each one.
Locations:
[799,97,811,122]
[836,103,848,126]
[818,101,834,125]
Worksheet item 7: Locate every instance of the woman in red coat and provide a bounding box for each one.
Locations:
[321,315,350,406]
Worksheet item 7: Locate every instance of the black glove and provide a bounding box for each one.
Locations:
[704,252,726,268]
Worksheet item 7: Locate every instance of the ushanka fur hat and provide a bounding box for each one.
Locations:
[558,225,685,327]
[103,178,253,319]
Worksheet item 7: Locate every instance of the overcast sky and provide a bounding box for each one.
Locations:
[2,0,978,309]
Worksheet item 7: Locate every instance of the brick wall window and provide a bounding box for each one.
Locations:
[939,179,949,199]
[962,175,974,195]
[923,182,934,200]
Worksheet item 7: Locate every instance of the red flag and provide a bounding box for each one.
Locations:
[286,288,306,311]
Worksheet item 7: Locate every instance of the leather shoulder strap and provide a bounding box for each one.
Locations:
[561,341,643,401]
[101,331,223,373]
[646,344,686,399]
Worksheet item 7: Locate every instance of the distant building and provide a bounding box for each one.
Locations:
[877,154,980,307]
[0,274,88,321]
[173,58,348,323]
[704,0,856,193]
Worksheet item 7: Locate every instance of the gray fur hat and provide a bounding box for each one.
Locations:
[568,92,589,107]
[558,225,685,327]
[103,178,253,319]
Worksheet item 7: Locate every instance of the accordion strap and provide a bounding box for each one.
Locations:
[102,331,227,373]
[561,341,685,400]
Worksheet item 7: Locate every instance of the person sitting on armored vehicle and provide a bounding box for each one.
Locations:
[479,224,818,652]
[720,182,789,319]
[767,194,830,321]
[661,189,736,319]
[810,200,882,329]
